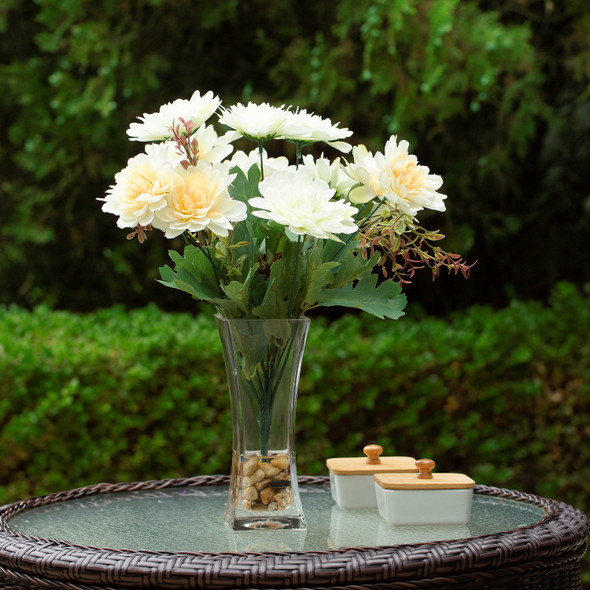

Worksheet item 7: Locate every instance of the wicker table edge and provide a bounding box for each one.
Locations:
[0,476,587,590]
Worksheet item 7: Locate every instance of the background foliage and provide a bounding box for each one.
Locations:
[1,283,588,510]
[1,0,589,311]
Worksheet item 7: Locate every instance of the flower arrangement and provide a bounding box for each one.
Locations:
[101,90,471,321]
[101,91,472,528]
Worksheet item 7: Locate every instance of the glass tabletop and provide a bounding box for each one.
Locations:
[8,484,546,553]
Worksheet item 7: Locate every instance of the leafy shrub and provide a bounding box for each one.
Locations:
[1,283,588,512]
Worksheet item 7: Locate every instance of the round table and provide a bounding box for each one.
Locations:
[0,476,587,589]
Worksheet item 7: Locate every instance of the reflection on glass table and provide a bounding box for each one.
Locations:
[8,484,546,554]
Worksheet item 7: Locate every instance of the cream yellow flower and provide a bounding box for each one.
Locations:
[127,90,221,142]
[345,136,446,216]
[101,144,175,228]
[153,161,246,238]
[380,136,446,215]
[250,168,358,241]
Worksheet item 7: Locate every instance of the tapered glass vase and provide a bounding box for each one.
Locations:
[216,315,309,531]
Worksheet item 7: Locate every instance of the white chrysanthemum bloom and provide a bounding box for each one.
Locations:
[101,143,176,228]
[301,154,356,198]
[280,109,353,153]
[379,136,446,215]
[188,124,240,163]
[249,168,358,241]
[218,102,296,141]
[152,161,246,238]
[127,90,221,142]
[228,149,290,177]
[344,144,387,204]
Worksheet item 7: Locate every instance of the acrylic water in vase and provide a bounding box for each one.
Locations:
[100,90,471,532]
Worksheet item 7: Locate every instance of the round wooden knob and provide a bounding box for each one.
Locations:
[363,444,383,464]
[416,458,435,479]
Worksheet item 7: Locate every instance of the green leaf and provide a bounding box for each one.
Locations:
[260,220,287,258]
[303,243,338,306]
[225,164,264,268]
[317,275,407,319]
[249,273,269,310]
[229,163,261,204]
[221,281,249,314]
[328,242,379,288]
[158,246,221,302]
[159,262,201,296]
[209,298,243,319]
[252,257,293,319]
[229,218,259,270]
[222,319,294,380]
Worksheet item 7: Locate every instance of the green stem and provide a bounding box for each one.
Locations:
[287,236,303,319]
[268,333,297,401]
[257,335,296,456]
[246,374,264,409]
[242,357,272,455]
[243,329,297,457]
[258,353,275,456]
[259,404,273,457]
[258,140,265,179]
[295,142,303,169]
[325,196,390,263]
[357,196,388,227]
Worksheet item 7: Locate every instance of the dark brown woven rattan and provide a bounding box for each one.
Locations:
[0,476,587,590]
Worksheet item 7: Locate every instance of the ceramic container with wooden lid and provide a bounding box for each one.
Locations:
[374,458,475,525]
[326,445,417,510]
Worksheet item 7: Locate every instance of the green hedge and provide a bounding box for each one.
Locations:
[1,283,589,513]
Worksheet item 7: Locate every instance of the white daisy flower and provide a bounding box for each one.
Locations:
[249,168,358,241]
[127,90,221,142]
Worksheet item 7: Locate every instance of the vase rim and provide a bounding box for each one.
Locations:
[215,314,310,323]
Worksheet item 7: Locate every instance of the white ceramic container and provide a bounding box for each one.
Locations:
[374,459,475,525]
[326,445,417,510]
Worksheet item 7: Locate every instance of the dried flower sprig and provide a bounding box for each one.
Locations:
[170,118,199,168]
[126,224,152,243]
[360,212,474,285]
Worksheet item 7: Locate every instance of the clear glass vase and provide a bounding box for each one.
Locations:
[216,315,310,531]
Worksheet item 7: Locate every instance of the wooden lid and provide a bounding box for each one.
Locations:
[374,459,475,490]
[326,445,418,475]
